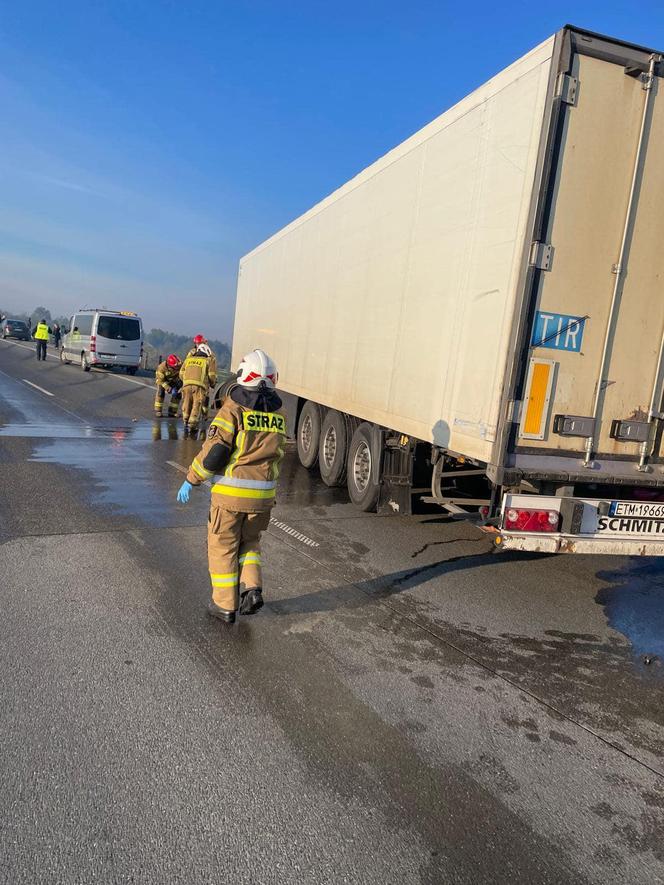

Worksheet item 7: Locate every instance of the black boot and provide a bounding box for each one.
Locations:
[239,588,264,616]
[207,601,236,624]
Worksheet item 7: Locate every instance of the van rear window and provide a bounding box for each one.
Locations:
[97,316,141,341]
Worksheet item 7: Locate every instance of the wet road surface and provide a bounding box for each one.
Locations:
[1,338,663,883]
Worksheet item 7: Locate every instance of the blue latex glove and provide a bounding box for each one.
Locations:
[169,387,178,395]
[177,480,192,503]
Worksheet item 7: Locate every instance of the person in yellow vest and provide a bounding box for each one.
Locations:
[32,319,51,361]
[179,343,216,436]
[187,334,218,419]
[154,354,182,417]
[176,349,285,623]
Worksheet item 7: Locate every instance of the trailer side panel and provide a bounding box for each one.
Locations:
[233,39,554,462]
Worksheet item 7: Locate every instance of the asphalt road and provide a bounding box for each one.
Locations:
[1,337,663,884]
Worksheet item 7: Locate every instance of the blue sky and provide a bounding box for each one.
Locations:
[1,1,663,342]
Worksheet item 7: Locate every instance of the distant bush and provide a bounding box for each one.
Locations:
[145,328,231,369]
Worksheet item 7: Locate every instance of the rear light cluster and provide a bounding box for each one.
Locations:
[90,334,96,353]
[504,507,559,533]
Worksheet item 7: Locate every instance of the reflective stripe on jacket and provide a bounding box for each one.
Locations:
[34,323,49,341]
[155,360,181,391]
[180,355,211,389]
[187,346,217,382]
[186,395,286,512]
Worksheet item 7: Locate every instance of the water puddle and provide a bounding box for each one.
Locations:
[0,419,185,441]
[596,559,664,676]
[26,426,206,526]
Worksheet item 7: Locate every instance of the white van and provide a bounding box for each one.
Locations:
[61,309,143,374]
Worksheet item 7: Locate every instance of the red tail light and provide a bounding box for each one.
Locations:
[504,508,559,533]
[90,334,96,353]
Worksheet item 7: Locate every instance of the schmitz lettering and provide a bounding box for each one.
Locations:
[242,411,286,433]
[598,516,664,535]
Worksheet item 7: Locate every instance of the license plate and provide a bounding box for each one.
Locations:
[609,500,664,518]
[597,500,664,536]
[99,354,116,359]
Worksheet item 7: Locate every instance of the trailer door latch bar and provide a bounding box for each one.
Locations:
[555,73,578,106]
[529,241,553,271]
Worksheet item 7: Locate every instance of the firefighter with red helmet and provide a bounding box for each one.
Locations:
[154,354,182,417]
[187,334,217,419]
[179,343,216,436]
[176,349,285,623]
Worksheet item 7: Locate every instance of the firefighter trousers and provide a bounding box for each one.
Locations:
[154,384,181,416]
[208,506,271,611]
[181,385,206,428]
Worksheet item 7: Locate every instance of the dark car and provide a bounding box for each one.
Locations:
[1,319,30,341]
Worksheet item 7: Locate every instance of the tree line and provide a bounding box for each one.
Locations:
[0,305,231,369]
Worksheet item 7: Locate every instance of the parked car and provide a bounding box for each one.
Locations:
[1,319,30,341]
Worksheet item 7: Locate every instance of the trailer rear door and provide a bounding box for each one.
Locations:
[516,45,664,468]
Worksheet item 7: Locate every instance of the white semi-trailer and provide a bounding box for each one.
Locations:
[232,26,664,555]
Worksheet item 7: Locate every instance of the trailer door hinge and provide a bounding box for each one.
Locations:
[555,73,578,106]
[529,241,553,271]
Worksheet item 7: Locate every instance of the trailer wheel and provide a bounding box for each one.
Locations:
[297,401,322,469]
[318,409,349,487]
[347,422,380,511]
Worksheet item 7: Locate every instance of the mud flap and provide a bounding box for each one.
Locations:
[377,431,414,516]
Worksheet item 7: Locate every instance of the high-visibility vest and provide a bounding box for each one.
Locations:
[181,356,210,389]
[34,323,49,341]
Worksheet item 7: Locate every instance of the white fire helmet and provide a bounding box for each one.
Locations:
[236,349,278,389]
[197,343,212,357]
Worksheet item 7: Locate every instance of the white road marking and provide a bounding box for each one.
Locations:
[164,460,320,548]
[5,340,59,361]
[166,459,210,486]
[115,374,152,388]
[22,379,54,397]
[166,460,188,474]
[1,339,153,388]
[270,518,320,548]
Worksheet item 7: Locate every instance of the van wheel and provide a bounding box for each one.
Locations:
[318,409,349,487]
[347,422,380,511]
[126,366,137,376]
[297,401,322,469]
[81,352,91,372]
[60,348,71,366]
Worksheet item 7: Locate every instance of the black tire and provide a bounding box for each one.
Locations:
[126,366,137,376]
[213,378,236,410]
[318,409,349,487]
[297,401,322,469]
[60,348,71,365]
[346,422,380,512]
[81,351,91,372]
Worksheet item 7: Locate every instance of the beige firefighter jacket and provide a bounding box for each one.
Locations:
[155,360,181,391]
[187,345,217,378]
[180,354,216,390]
[186,394,286,512]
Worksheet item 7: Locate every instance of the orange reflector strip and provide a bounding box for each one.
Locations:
[523,361,552,437]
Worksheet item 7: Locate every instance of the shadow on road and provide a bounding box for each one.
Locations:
[270,550,546,617]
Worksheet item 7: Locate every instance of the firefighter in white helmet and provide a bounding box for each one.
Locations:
[176,349,286,623]
[179,342,216,436]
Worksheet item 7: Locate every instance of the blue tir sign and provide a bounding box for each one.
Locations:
[531,311,586,352]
